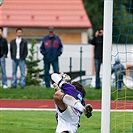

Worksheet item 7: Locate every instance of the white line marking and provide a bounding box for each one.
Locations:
[0,108,133,112]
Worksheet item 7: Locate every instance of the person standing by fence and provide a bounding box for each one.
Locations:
[40,27,63,88]
[10,28,28,89]
[111,57,126,91]
[0,27,8,89]
[90,28,103,89]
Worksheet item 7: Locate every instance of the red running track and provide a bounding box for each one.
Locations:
[0,100,133,110]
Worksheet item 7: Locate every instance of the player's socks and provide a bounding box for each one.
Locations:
[62,94,85,112]
[51,73,66,88]
[60,72,71,82]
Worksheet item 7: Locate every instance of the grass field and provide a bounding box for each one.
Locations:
[0,86,133,100]
[0,86,133,133]
[0,110,133,133]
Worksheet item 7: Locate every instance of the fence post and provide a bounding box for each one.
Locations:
[80,46,82,83]
[69,57,72,78]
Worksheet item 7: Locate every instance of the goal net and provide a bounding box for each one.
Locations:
[111,0,133,132]
[101,0,133,133]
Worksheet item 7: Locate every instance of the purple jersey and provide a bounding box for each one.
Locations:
[55,83,85,127]
[62,83,85,107]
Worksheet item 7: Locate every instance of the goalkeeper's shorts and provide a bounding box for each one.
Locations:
[56,105,80,133]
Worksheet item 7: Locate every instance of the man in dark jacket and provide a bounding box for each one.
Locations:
[40,27,63,88]
[90,28,103,89]
[0,27,8,88]
[10,28,28,88]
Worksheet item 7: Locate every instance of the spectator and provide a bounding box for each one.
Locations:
[0,27,8,89]
[90,28,103,89]
[10,28,28,89]
[111,57,126,91]
[40,27,63,88]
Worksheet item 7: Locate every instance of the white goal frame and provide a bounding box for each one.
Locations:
[101,0,113,133]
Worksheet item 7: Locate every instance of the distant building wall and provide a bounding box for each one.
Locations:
[5,27,92,44]
[5,44,133,80]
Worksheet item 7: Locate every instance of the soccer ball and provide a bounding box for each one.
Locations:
[123,76,133,90]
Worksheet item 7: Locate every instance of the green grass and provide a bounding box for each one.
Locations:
[0,110,56,133]
[0,110,132,133]
[0,86,133,100]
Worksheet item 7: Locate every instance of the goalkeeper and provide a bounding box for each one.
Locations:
[51,73,93,133]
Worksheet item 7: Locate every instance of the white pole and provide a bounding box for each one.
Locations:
[101,0,113,133]
[3,27,8,38]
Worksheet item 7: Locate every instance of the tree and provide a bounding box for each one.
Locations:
[113,0,133,44]
[83,0,104,34]
[26,39,43,85]
[82,0,133,43]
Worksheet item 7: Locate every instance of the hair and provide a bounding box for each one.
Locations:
[98,27,103,31]
[0,27,3,31]
[16,27,23,32]
[71,82,86,98]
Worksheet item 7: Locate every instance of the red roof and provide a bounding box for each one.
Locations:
[0,0,92,28]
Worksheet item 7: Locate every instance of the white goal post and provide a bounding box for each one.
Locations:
[101,0,113,133]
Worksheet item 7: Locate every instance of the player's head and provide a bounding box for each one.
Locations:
[115,56,120,63]
[98,27,103,36]
[48,27,55,38]
[0,27,3,37]
[71,82,86,98]
[16,27,23,37]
